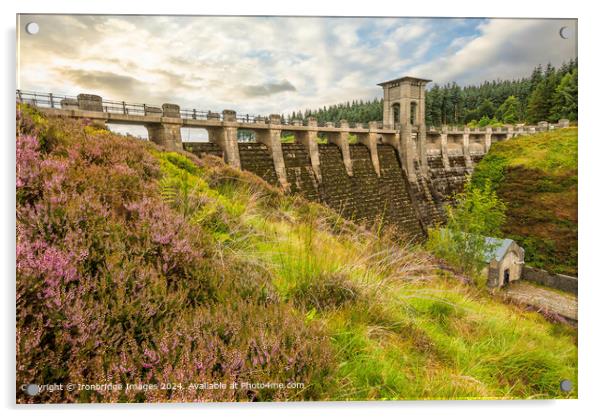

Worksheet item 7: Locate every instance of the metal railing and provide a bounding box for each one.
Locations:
[180,108,212,120]
[16,90,223,121]
[16,90,311,126]
[15,90,386,129]
[16,90,73,109]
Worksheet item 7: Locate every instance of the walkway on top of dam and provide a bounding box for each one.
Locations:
[16,90,403,134]
[17,89,532,136]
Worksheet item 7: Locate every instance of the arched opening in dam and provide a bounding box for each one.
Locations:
[181,127,209,143]
[107,123,148,140]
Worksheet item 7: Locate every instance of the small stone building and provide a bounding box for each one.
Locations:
[484,237,525,288]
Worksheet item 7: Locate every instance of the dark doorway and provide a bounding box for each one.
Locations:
[503,269,510,286]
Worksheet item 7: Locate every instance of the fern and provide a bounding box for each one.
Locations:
[159,176,178,206]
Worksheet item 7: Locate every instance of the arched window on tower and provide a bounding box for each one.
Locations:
[392,103,400,128]
[410,101,417,125]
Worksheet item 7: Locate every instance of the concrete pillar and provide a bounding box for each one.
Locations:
[558,119,570,128]
[382,130,416,184]
[293,117,322,183]
[162,103,181,118]
[357,121,381,176]
[506,126,514,140]
[207,110,241,169]
[398,123,417,181]
[485,126,492,152]
[382,86,391,128]
[418,123,428,176]
[440,126,450,170]
[326,120,353,176]
[256,114,289,191]
[462,127,473,170]
[144,103,184,151]
[145,121,183,151]
[77,93,103,112]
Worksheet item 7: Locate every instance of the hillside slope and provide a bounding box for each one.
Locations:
[16,107,577,402]
[471,128,578,276]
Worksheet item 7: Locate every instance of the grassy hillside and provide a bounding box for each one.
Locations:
[16,107,577,403]
[471,128,578,276]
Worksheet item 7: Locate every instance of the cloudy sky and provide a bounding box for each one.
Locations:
[18,15,577,117]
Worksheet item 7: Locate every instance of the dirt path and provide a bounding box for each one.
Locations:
[502,281,578,321]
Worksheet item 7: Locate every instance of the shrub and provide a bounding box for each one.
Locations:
[427,182,506,277]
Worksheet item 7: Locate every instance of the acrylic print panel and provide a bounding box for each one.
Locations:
[16,14,578,403]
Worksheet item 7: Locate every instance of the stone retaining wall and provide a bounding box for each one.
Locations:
[521,266,578,295]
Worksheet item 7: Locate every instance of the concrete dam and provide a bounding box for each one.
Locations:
[17,76,569,240]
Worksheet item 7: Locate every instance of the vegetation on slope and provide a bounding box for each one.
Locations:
[427,182,507,278]
[470,128,578,276]
[17,107,577,403]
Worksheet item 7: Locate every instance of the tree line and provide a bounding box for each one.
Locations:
[287,98,382,125]
[287,60,577,127]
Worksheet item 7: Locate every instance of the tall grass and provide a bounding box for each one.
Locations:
[16,106,577,402]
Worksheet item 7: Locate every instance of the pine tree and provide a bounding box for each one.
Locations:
[530,64,544,92]
[429,85,443,126]
[477,99,495,119]
[527,72,554,123]
[550,69,578,121]
[496,95,520,124]
[449,83,463,124]
[526,81,548,123]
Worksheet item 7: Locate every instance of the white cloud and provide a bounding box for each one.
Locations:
[18,16,577,115]
[407,18,577,85]
[391,20,428,42]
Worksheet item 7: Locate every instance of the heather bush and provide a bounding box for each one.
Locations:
[16,107,333,403]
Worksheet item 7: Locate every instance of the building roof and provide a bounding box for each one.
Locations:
[435,228,517,263]
[484,237,515,262]
[377,76,432,86]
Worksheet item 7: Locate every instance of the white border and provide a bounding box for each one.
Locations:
[3,1,600,417]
